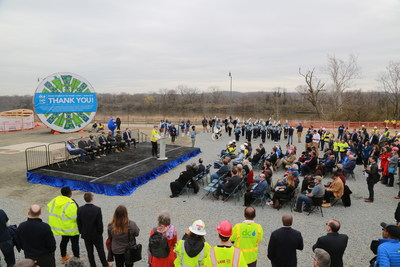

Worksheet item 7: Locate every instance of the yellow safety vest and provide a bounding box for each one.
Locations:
[174,240,211,267]
[230,223,263,264]
[324,133,332,142]
[228,147,236,155]
[47,196,79,236]
[151,129,159,142]
[333,142,340,152]
[384,131,390,137]
[203,246,247,267]
[339,142,349,152]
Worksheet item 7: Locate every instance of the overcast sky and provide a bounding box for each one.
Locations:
[0,0,399,95]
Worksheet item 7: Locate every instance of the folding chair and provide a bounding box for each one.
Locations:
[307,197,324,217]
[251,189,269,209]
[223,179,246,205]
[201,173,226,200]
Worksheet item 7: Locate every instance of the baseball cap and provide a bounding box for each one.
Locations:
[381,222,400,238]
[314,176,323,182]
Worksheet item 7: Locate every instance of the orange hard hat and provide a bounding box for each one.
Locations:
[216,220,232,237]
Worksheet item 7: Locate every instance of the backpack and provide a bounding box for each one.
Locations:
[149,228,169,258]
[342,185,352,207]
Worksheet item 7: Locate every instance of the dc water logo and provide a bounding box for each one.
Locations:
[242,229,257,238]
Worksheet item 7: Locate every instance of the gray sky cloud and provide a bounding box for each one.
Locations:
[0,0,399,95]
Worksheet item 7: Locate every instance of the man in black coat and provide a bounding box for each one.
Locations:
[77,192,109,267]
[213,169,241,200]
[169,165,194,198]
[312,219,348,267]
[16,205,56,267]
[268,214,303,266]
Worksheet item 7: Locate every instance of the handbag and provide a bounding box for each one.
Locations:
[106,234,114,262]
[389,167,396,174]
[124,228,142,264]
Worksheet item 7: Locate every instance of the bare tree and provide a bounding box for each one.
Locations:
[297,68,325,118]
[378,61,400,118]
[270,87,287,119]
[327,54,360,111]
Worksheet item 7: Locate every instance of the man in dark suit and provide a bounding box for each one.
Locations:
[312,219,348,267]
[77,192,109,267]
[268,214,303,267]
[123,128,137,149]
[169,165,194,198]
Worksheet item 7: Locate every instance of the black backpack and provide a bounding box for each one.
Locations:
[149,228,169,258]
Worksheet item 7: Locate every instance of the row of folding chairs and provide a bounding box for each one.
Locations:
[180,164,212,197]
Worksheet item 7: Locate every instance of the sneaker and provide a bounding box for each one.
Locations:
[95,156,101,159]
[321,203,331,208]
[61,255,73,264]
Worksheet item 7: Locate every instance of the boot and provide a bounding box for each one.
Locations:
[61,255,73,264]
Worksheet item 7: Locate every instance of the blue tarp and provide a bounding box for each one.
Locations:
[27,148,201,196]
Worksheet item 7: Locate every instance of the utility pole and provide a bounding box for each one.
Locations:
[229,72,232,116]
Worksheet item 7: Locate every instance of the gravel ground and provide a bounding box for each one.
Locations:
[0,126,399,267]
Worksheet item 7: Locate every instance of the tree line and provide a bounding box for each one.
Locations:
[0,57,398,122]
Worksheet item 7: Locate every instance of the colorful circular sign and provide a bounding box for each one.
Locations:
[33,72,97,133]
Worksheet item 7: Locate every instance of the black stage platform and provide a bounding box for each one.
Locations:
[27,143,201,196]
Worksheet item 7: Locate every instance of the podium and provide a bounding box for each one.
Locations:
[157,136,168,161]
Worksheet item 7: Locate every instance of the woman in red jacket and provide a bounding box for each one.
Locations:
[148,211,177,267]
[380,146,390,184]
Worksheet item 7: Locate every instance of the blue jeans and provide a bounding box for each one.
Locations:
[296,195,312,210]
[210,173,219,182]
[0,240,15,267]
[69,149,87,161]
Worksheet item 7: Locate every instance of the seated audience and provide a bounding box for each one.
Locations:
[98,132,111,154]
[88,134,105,157]
[66,137,88,162]
[213,168,242,200]
[300,151,318,176]
[244,173,269,206]
[322,171,344,208]
[78,136,98,159]
[123,128,137,149]
[210,158,230,182]
[170,165,195,198]
[294,176,325,212]
[270,175,296,209]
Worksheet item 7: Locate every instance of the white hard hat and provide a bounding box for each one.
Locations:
[240,145,245,150]
[189,219,206,236]
[228,141,233,145]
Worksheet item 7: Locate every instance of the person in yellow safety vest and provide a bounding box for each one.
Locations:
[384,127,390,138]
[203,221,247,267]
[338,139,349,161]
[228,145,236,157]
[47,186,80,264]
[230,207,263,267]
[320,129,327,151]
[151,125,161,158]
[174,219,211,267]
[372,126,378,134]
[333,138,341,163]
